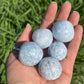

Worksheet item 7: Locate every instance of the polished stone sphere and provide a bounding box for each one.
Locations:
[52,20,74,42]
[48,42,67,61]
[38,57,62,80]
[19,42,43,66]
[32,29,53,49]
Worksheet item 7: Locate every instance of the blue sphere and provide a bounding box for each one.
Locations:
[32,29,53,49]
[48,42,67,61]
[19,42,43,66]
[38,57,62,80]
[52,20,74,42]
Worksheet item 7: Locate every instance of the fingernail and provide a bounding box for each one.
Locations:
[26,23,31,27]
[65,1,70,3]
[73,11,80,15]
[73,11,80,17]
[73,11,79,13]
[51,1,57,4]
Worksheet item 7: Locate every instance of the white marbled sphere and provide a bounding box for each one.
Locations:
[38,57,62,80]
[52,20,74,42]
[48,42,67,61]
[32,29,53,49]
[19,42,43,66]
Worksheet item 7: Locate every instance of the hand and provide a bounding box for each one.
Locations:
[6,2,83,84]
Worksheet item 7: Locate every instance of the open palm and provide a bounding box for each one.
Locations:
[6,2,83,84]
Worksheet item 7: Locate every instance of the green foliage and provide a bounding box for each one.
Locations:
[0,0,84,84]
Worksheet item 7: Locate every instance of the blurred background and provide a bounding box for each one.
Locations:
[0,0,84,84]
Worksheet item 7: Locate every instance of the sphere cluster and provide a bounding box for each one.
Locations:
[19,20,74,80]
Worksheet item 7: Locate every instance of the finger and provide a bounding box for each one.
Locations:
[17,24,32,42]
[6,24,32,67]
[40,2,57,29]
[65,25,83,66]
[15,24,32,48]
[64,11,80,47]
[69,11,80,26]
[60,25,83,79]
[66,25,83,65]
[56,1,71,21]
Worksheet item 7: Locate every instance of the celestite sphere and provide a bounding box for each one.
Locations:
[32,29,53,49]
[48,42,67,61]
[38,57,62,80]
[52,20,74,42]
[19,42,43,66]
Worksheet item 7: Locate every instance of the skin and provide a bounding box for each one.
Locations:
[6,1,83,84]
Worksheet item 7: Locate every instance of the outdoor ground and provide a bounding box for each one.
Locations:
[0,0,84,84]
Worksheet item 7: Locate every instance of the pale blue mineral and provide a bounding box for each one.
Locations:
[19,42,43,66]
[32,29,53,49]
[38,57,62,80]
[52,20,74,42]
[48,42,67,61]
